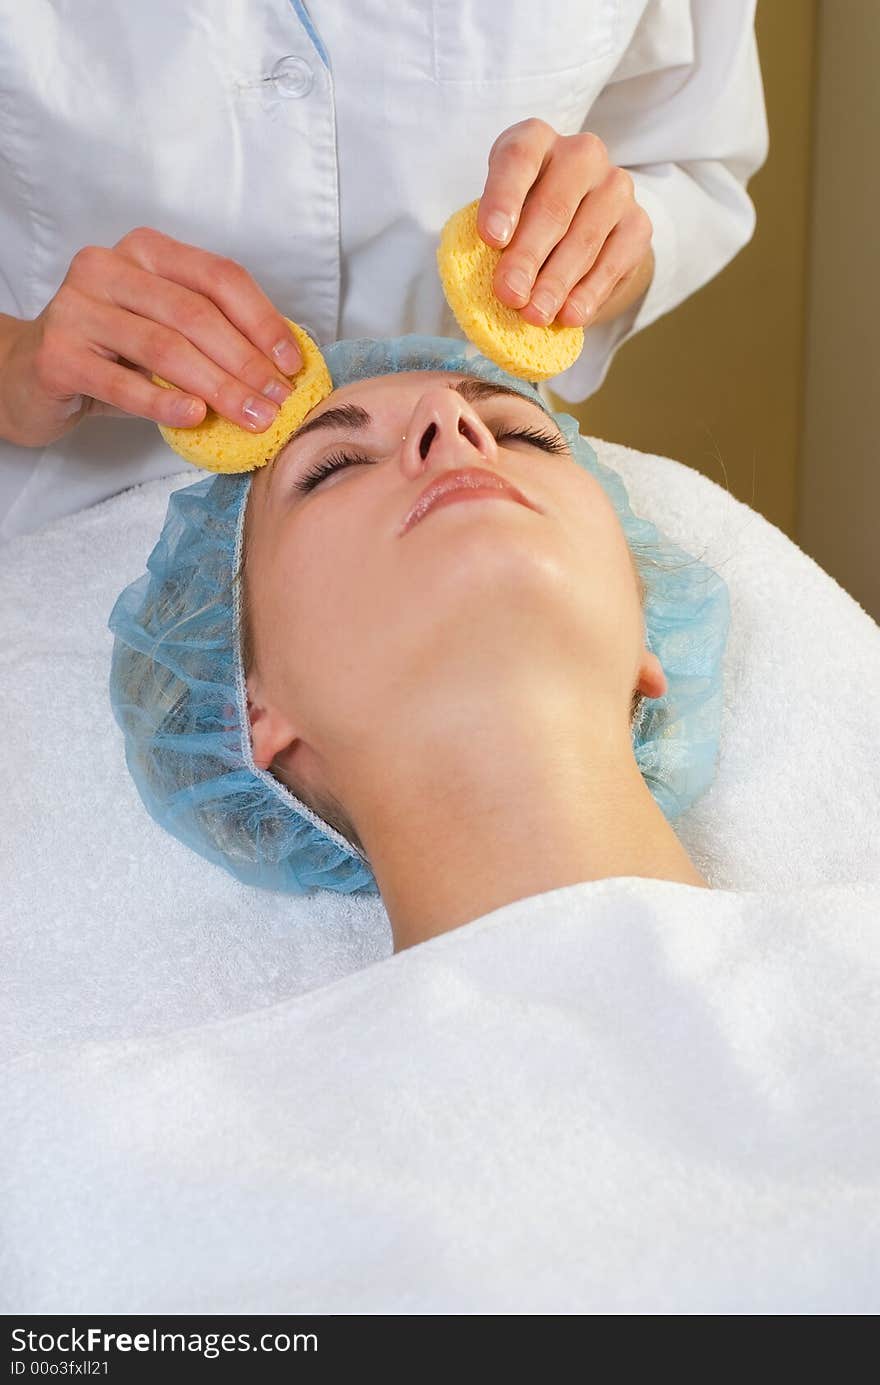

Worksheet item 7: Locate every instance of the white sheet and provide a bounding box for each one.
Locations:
[1,438,878,1312]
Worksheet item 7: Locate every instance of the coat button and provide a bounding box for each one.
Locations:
[269,55,314,99]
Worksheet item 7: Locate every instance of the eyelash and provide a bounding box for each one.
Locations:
[292,425,569,494]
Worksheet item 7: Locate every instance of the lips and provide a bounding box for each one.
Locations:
[399,466,538,536]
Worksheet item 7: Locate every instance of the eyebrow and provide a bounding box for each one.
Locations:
[267,376,559,500]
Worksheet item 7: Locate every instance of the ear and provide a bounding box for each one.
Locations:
[637,649,667,700]
[246,674,300,772]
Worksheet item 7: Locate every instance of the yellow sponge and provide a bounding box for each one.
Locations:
[436,199,584,381]
[153,318,333,473]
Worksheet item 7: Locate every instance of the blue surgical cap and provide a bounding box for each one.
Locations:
[108,334,730,896]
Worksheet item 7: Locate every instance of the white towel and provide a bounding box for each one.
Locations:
[1,875,877,1314]
[1,438,878,1313]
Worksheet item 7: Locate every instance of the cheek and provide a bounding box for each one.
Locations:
[561,480,642,628]
[561,475,620,565]
[257,511,381,721]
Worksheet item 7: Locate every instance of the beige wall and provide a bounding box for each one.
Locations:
[547,2,826,590]
[798,0,879,621]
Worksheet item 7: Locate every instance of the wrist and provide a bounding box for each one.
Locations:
[0,313,26,443]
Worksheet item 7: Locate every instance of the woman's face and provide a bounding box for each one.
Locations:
[243,370,665,796]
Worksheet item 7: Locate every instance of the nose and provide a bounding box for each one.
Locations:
[399,384,499,479]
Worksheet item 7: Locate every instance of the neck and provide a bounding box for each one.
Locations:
[339,694,709,953]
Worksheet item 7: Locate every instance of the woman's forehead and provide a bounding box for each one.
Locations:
[328,368,468,399]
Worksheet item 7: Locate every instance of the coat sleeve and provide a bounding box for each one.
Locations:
[549,0,770,405]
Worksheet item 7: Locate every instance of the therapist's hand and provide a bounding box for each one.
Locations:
[477,118,654,329]
[0,227,303,448]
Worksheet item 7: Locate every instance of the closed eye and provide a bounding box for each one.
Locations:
[291,425,569,495]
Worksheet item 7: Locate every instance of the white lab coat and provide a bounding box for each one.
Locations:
[0,0,768,543]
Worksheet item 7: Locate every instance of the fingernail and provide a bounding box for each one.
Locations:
[531,289,557,319]
[242,396,278,429]
[271,338,301,373]
[505,267,531,299]
[486,210,513,245]
[173,397,203,424]
[263,378,292,405]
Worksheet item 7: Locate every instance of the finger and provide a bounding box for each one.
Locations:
[556,206,652,328]
[496,132,612,317]
[91,245,297,409]
[85,357,202,424]
[65,350,207,427]
[516,168,624,327]
[476,118,556,250]
[111,227,303,376]
[81,297,286,432]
